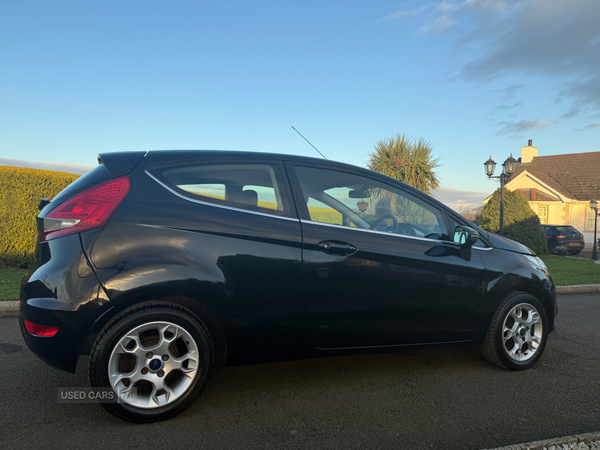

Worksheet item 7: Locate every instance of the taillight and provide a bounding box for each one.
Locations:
[24,320,59,337]
[42,176,131,241]
[556,234,567,239]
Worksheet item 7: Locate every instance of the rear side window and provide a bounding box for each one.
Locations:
[151,163,292,217]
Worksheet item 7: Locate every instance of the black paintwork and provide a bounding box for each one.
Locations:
[542,224,585,253]
[20,150,557,372]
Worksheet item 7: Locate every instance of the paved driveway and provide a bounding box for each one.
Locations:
[1,293,599,450]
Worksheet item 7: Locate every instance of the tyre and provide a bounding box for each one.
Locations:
[89,304,214,422]
[480,292,548,370]
[568,249,581,255]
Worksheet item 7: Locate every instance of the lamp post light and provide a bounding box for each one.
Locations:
[484,154,518,236]
[590,200,599,261]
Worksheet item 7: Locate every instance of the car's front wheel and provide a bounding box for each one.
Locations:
[480,292,548,370]
[89,304,213,422]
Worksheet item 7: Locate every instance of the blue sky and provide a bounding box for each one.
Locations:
[2,0,599,207]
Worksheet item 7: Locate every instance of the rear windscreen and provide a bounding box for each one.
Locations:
[555,226,577,233]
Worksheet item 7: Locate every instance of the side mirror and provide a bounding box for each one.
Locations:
[453,226,479,248]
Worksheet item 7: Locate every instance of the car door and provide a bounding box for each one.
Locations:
[285,162,488,349]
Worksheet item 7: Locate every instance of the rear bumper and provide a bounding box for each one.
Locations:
[19,300,86,373]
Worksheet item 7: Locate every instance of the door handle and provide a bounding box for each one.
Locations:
[318,241,358,256]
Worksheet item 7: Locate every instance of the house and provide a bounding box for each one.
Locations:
[484,141,600,248]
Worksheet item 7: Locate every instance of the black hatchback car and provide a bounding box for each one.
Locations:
[20,151,557,422]
[542,224,585,255]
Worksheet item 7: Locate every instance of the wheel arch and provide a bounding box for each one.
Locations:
[80,294,228,369]
[478,279,556,343]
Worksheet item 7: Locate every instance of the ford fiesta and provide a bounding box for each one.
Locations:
[20,150,557,422]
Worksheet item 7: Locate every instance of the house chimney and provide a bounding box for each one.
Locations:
[521,139,538,164]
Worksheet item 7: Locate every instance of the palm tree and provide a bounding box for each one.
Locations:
[367,134,441,195]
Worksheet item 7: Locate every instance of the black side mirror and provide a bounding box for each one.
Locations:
[453,226,479,248]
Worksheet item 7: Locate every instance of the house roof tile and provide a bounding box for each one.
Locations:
[511,151,600,201]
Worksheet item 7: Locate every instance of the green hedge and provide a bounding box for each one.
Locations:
[0,166,80,268]
[503,215,548,255]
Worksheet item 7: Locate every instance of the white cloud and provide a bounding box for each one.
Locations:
[380,4,436,21]
[495,119,553,137]
[576,122,600,132]
[382,0,600,122]
[0,158,94,175]
[433,186,488,208]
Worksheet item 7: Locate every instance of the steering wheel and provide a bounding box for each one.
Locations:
[369,214,399,234]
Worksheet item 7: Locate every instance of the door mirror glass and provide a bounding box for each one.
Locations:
[454,226,479,248]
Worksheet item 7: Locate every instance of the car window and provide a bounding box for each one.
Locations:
[151,163,291,217]
[555,226,577,234]
[294,166,448,240]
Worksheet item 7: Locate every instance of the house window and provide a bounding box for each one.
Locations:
[587,207,596,230]
[538,206,548,224]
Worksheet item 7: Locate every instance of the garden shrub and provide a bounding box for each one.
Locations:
[0,166,79,268]
[475,187,547,255]
[503,215,548,255]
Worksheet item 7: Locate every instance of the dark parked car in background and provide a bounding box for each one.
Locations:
[542,225,585,255]
[20,150,557,422]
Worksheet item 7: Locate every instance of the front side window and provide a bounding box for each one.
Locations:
[294,166,448,240]
[151,163,291,217]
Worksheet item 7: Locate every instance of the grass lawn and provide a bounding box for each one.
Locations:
[0,268,27,301]
[539,255,600,286]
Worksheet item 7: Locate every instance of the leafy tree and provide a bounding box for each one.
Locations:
[475,188,547,254]
[475,188,534,233]
[367,134,440,195]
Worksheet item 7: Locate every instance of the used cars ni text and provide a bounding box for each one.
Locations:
[20,150,557,422]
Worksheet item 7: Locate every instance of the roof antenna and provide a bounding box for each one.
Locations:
[291,126,327,160]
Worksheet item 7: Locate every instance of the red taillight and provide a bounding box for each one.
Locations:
[42,176,131,241]
[24,320,59,337]
[556,234,567,239]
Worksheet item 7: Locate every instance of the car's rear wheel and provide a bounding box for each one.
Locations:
[89,304,213,422]
[568,249,582,255]
[480,292,548,370]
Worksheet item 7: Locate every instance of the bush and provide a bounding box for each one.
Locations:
[475,187,547,255]
[475,188,536,232]
[0,166,80,268]
[503,215,548,255]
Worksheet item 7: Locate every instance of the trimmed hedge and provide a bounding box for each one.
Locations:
[0,166,80,268]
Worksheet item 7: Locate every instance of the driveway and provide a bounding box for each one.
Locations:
[1,293,599,450]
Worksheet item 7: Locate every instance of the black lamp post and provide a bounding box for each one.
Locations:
[590,200,598,261]
[484,154,518,236]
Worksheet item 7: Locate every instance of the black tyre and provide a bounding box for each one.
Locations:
[480,291,548,370]
[89,304,214,422]
[568,249,582,255]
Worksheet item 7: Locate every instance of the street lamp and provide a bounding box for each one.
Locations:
[484,154,518,236]
[590,200,599,261]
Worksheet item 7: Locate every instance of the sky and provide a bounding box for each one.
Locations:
[2,0,599,208]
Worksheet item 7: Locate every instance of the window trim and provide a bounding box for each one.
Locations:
[145,170,300,222]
